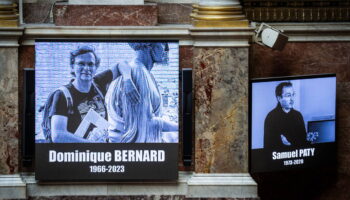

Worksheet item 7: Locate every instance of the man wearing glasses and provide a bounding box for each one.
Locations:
[47,46,139,143]
[264,82,308,149]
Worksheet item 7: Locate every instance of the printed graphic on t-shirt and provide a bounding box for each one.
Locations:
[77,95,106,120]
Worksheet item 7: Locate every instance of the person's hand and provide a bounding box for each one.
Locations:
[280,134,291,146]
[89,128,108,143]
[307,131,319,143]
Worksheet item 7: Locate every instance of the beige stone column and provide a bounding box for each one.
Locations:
[0,27,25,199]
[0,28,22,175]
[191,27,252,174]
[185,27,257,198]
[192,0,248,27]
[190,0,252,176]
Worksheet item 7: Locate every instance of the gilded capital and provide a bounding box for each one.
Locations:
[191,0,249,27]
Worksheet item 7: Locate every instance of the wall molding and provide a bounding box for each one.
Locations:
[18,23,350,47]
[0,27,24,47]
[21,25,254,47]
[0,172,258,199]
[187,173,258,198]
[0,174,26,199]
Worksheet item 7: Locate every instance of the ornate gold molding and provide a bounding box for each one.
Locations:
[191,4,249,27]
[0,3,18,27]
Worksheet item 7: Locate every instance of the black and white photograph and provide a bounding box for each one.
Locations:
[250,75,337,173]
[35,41,179,144]
[35,41,179,181]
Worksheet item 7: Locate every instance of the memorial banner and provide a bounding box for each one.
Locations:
[35,41,179,181]
[249,74,336,173]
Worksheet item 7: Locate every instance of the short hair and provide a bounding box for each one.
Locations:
[128,42,169,52]
[70,46,100,76]
[128,42,169,65]
[128,42,151,51]
[275,82,293,97]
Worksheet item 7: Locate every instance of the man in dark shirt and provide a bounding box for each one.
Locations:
[264,82,308,149]
[49,46,139,143]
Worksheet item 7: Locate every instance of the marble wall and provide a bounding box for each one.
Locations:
[54,4,158,26]
[158,3,192,24]
[0,48,19,174]
[23,3,192,25]
[23,3,53,24]
[194,48,249,173]
[250,42,350,200]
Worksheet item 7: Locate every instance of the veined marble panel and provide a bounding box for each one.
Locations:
[158,3,192,24]
[23,3,53,24]
[54,4,158,26]
[0,48,19,174]
[194,47,249,173]
[251,43,350,82]
[180,46,193,69]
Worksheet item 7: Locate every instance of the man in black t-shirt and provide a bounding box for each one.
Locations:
[50,70,112,139]
[49,46,139,143]
[264,82,308,149]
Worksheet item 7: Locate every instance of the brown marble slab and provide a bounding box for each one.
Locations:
[23,3,53,24]
[180,46,193,69]
[194,47,249,173]
[337,82,350,128]
[250,43,350,82]
[54,4,158,26]
[338,127,350,174]
[337,82,350,102]
[158,3,192,24]
[0,48,19,174]
[19,46,35,71]
[316,173,350,200]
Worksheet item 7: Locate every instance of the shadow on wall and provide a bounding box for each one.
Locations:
[252,166,338,200]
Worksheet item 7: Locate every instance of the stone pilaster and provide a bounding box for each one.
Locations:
[190,27,252,173]
[53,4,158,26]
[194,47,249,173]
[0,28,23,174]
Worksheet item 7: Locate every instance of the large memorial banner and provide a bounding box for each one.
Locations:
[249,74,336,173]
[35,41,179,181]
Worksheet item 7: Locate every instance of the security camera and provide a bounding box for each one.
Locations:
[254,23,288,51]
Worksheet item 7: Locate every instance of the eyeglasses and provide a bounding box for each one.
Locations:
[75,62,96,68]
[282,92,296,98]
